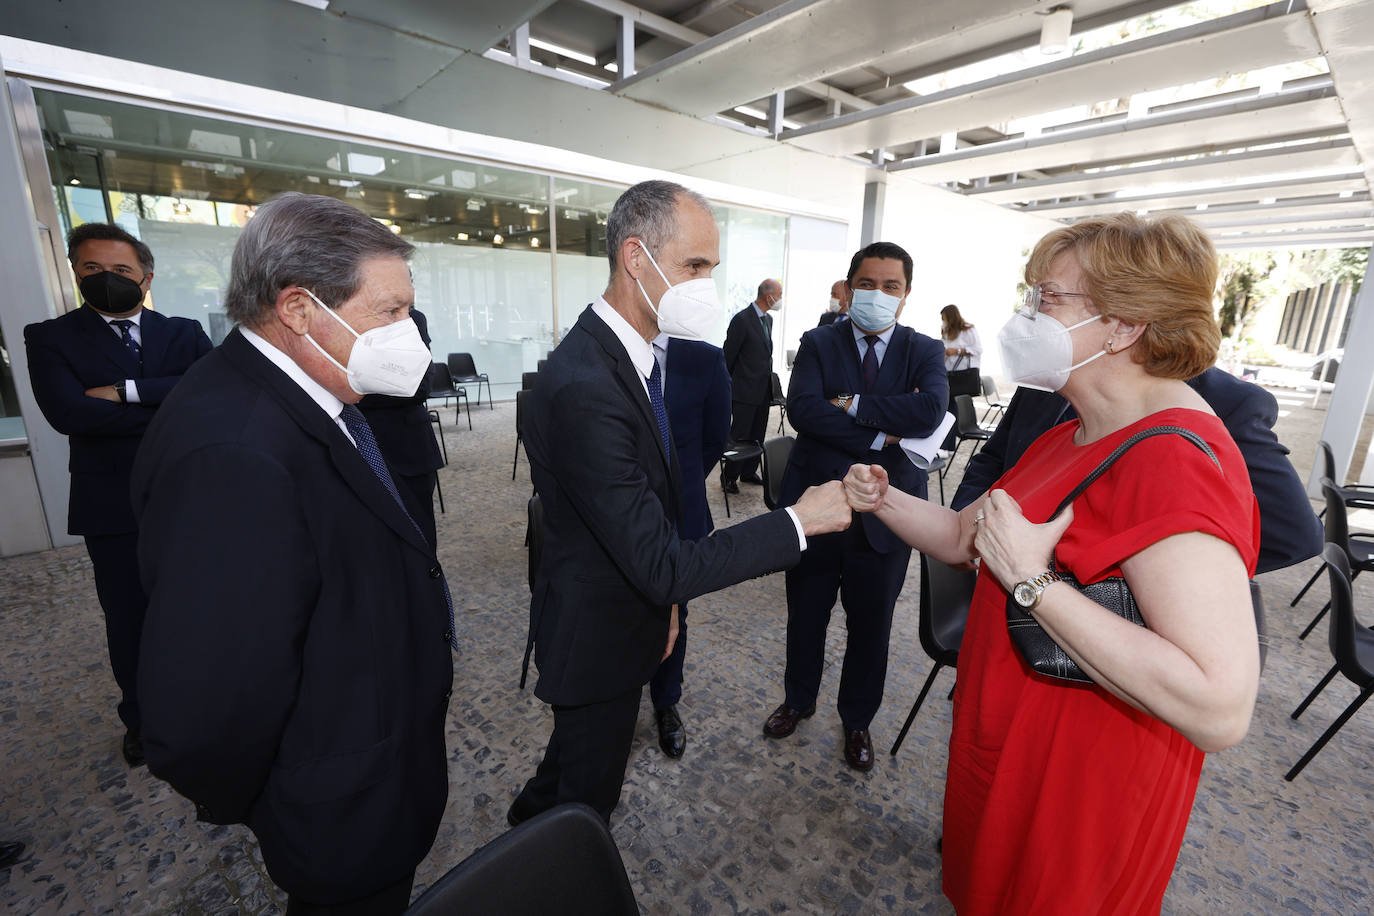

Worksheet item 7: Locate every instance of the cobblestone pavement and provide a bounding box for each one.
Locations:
[1,390,1371,914]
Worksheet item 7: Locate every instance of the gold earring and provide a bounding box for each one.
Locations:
[1105,338,1114,354]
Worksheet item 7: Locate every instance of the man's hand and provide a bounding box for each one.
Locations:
[663,605,680,662]
[792,480,852,536]
[85,385,121,402]
[844,463,889,513]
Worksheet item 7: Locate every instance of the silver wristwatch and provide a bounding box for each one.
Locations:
[1012,570,1064,610]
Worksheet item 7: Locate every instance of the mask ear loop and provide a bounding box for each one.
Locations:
[302,289,357,375]
[632,241,674,324]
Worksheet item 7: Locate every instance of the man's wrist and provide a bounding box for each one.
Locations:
[114,381,127,403]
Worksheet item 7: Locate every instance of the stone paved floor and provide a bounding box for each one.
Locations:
[1,389,1371,915]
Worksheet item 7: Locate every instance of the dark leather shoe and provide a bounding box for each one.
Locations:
[122,729,145,768]
[740,472,765,485]
[721,480,739,494]
[655,706,686,759]
[762,703,816,739]
[844,729,874,771]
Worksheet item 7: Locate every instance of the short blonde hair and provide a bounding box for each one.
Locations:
[1025,212,1221,379]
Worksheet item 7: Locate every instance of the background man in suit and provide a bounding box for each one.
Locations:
[818,279,850,327]
[952,370,1323,573]
[132,193,454,914]
[23,223,212,767]
[511,179,851,826]
[721,278,782,493]
[765,242,948,772]
[358,307,444,547]
[648,332,732,759]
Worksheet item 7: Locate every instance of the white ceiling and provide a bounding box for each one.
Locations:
[6,0,1374,249]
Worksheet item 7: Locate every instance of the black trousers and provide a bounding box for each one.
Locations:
[782,522,912,731]
[514,686,643,823]
[721,400,769,482]
[649,600,688,709]
[84,532,147,731]
[286,872,414,915]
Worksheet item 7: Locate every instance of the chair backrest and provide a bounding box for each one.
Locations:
[522,371,539,391]
[1321,476,1352,559]
[761,435,795,510]
[770,371,785,403]
[1319,439,1339,483]
[538,359,549,374]
[447,352,478,378]
[404,803,637,916]
[918,553,975,666]
[426,362,454,393]
[786,348,797,369]
[527,494,544,591]
[980,375,998,400]
[1319,539,1369,683]
[954,394,981,434]
[515,389,527,435]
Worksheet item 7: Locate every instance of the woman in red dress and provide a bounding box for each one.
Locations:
[845,212,1261,914]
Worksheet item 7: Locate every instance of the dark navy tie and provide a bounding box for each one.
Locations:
[111,319,142,364]
[340,404,456,651]
[862,335,880,392]
[647,359,672,460]
[762,313,773,345]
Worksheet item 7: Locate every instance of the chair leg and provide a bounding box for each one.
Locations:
[464,395,472,430]
[1299,603,1331,641]
[936,470,945,506]
[722,485,732,518]
[890,663,944,756]
[512,437,522,480]
[484,379,494,409]
[1292,664,1341,721]
[1289,566,1324,608]
[1284,685,1374,781]
[434,476,445,515]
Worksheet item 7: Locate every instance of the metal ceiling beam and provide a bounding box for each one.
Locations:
[965,138,1358,204]
[1215,234,1374,249]
[1309,0,1374,194]
[888,84,1344,183]
[1018,172,1368,219]
[329,0,561,54]
[782,2,1320,157]
[1202,211,1374,232]
[572,0,874,111]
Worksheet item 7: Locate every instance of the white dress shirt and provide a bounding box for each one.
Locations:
[240,326,355,446]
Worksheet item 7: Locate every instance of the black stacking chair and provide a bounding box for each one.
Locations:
[1298,478,1374,640]
[512,390,527,480]
[1289,440,1372,609]
[950,394,994,467]
[537,359,548,373]
[927,454,947,506]
[769,372,788,433]
[521,371,539,391]
[426,362,471,430]
[426,409,446,515]
[519,493,545,689]
[1284,542,1374,781]
[404,804,637,915]
[891,554,975,756]
[979,375,1006,425]
[447,352,492,409]
[760,435,795,511]
[718,441,764,518]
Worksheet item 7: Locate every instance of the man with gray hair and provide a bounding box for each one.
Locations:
[510,179,851,826]
[132,192,453,913]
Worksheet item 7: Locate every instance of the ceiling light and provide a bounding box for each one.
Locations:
[466,199,485,212]
[172,200,191,216]
[528,37,597,66]
[405,188,436,200]
[286,0,330,8]
[1040,6,1073,56]
[1195,203,1208,211]
[68,177,81,186]
[492,233,504,245]
[457,232,469,241]
[530,237,540,248]
[733,105,768,120]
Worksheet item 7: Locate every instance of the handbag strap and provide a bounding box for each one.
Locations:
[1047,425,1219,522]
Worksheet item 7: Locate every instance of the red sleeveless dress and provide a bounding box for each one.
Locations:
[942,408,1259,915]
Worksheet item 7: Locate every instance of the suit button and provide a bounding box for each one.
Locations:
[443,629,453,644]
[429,566,441,579]
[442,689,452,703]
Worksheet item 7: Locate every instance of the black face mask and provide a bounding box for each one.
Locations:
[79,270,145,315]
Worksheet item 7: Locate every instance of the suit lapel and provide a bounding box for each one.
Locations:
[137,309,168,376]
[77,305,141,378]
[874,325,909,393]
[830,321,865,395]
[221,330,432,556]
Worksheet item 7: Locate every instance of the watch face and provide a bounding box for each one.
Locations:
[1013,582,1037,608]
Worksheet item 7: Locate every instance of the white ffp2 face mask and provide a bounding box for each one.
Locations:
[828,296,843,313]
[996,310,1107,392]
[634,243,723,340]
[303,290,431,397]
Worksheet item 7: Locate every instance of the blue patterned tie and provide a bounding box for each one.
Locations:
[647,359,672,459]
[862,335,880,392]
[340,404,456,651]
[111,319,142,364]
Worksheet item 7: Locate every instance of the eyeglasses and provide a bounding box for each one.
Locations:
[1020,284,1092,318]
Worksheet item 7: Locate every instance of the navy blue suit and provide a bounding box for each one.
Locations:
[649,337,731,710]
[779,319,947,730]
[24,304,212,731]
[722,303,774,482]
[951,368,1323,574]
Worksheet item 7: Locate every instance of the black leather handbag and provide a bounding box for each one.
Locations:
[946,354,982,398]
[1004,425,1219,683]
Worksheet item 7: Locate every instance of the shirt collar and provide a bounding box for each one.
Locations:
[752,302,768,319]
[239,326,346,424]
[851,321,897,345]
[592,297,656,381]
[100,309,142,327]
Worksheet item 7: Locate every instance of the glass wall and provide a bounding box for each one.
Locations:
[34,87,805,394]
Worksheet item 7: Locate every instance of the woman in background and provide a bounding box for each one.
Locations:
[940,304,981,450]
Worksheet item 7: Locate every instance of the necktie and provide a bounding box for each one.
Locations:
[762,313,773,345]
[111,319,142,364]
[647,359,672,460]
[340,404,457,651]
[862,335,880,392]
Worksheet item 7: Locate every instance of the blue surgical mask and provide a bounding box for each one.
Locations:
[848,289,903,332]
